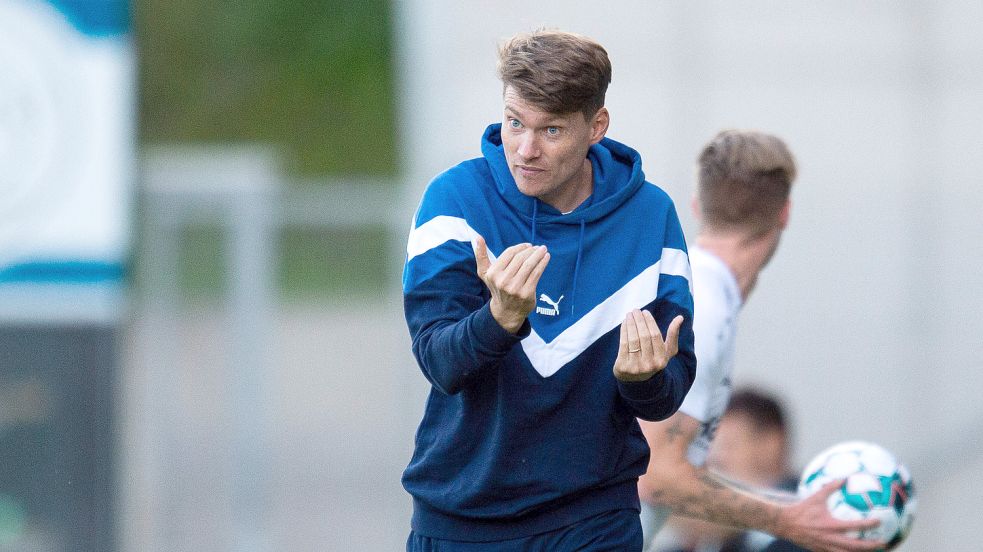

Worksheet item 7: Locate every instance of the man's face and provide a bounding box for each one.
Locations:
[500,86,606,213]
[707,413,787,487]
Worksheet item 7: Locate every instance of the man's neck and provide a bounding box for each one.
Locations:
[695,229,781,301]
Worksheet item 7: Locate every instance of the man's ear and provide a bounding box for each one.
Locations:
[778,199,791,229]
[590,107,609,145]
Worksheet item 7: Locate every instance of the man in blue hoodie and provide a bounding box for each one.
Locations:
[402,29,697,551]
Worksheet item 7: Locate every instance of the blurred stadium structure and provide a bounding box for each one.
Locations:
[124,147,414,551]
[3,1,982,551]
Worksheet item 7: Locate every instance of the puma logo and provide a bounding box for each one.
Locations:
[536,293,564,316]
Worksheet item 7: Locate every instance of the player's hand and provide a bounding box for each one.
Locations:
[473,235,550,334]
[612,310,683,382]
[777,479,884,552]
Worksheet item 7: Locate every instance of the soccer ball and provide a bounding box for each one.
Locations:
[798,441,916,550]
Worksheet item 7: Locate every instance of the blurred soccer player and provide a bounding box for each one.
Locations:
[637,130,882,552]
[401,30,696,551]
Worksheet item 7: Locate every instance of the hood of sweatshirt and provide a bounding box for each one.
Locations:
[480,123,647,226]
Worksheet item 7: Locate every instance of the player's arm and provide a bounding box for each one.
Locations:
[639,412,773,527]
[638,414,884,552]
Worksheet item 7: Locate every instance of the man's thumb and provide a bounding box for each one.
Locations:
[665,315,684,355]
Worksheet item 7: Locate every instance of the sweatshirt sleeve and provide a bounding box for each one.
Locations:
[403,274,528,395]
[402,173,524,395]
[617,201,697,421]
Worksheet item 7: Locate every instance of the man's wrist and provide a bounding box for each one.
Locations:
[489,300,528,334]
[614,369,657,383]
[767,503,792,540]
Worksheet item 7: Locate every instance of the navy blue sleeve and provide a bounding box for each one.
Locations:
[404,275,529,395]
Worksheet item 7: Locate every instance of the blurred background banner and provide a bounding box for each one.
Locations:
[0,0,131,550]
[0,0,132,323]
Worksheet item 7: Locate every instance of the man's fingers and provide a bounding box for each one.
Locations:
[826,535,884,552]
[814,480,882,532]
[514,245,548,286]
[495,242,532,272]
[834,517,881,531]
[520,249,550,296]
[618,313,629,355]
[625,311,641,353]
[852,540,887,552]
[815,479,846,499]
[473,235,490,277]
[641,310,662,345]
[499,244,536,280]
[632,310,655,357]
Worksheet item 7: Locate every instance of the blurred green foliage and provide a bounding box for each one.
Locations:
[137,0,397,175]
[137,0,398,299]
[179,224,391,300]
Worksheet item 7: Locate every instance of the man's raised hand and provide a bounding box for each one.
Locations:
[473,235,550,334]
[613,310,683,382]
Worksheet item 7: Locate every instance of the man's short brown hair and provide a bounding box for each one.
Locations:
[725,388,788,434]
[497,29,612,120]
[697,130,797,236]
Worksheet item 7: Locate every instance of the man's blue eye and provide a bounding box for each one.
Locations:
[509,119,521,128]
[546,127,559,135]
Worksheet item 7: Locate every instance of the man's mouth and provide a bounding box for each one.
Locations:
[516,165,545,176]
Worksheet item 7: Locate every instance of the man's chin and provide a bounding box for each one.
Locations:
[513,176,544,196]
[516,182,542,198]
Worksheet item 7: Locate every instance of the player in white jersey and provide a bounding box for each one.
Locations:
[637,130,883,552]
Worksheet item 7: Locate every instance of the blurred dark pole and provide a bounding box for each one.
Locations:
[0,326,119,551]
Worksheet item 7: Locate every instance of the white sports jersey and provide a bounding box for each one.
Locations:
[641,244,743,549]
[677,244,743,467]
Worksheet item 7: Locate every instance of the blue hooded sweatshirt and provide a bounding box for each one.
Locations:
[401,123,696,541]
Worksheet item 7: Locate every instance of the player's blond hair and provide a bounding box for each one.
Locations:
[696,130,797,236]
[497,29,611,120]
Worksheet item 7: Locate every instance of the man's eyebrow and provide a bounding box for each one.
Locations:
[503,104,565,126]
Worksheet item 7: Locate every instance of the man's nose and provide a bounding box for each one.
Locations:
[517,133,540,160]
